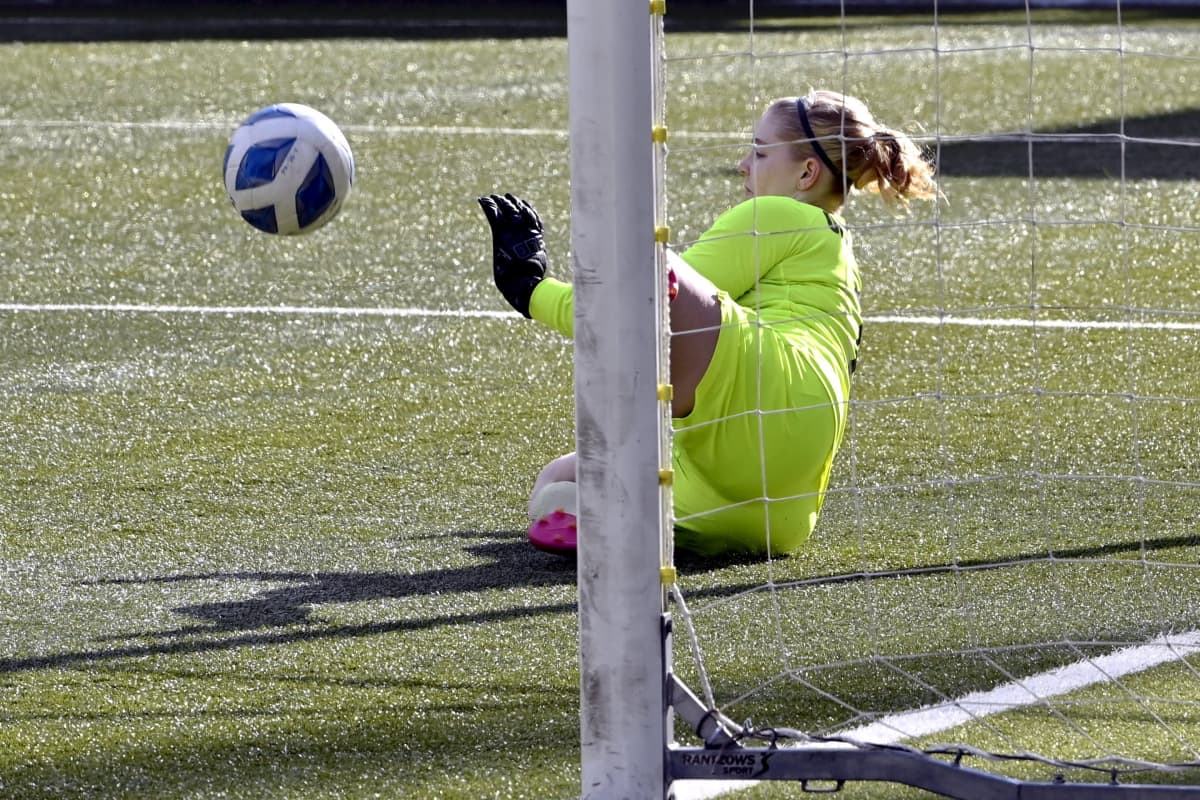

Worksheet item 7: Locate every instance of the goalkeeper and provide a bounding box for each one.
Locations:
[479,90,936,557]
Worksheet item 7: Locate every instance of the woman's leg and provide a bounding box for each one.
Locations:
[666,251,722,418]
[526,252,720,535]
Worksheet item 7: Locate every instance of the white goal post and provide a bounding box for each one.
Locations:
[568,0,672,798]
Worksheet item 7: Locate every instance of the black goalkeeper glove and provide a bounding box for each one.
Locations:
[477,193,548,318]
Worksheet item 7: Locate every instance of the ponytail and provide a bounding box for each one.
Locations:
[854,126,938,206]
[770,91,937,207]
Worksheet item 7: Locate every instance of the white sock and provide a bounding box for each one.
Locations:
[528,481,578,522]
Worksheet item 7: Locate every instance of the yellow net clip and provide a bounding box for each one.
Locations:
[658,468,674,486]
[660,565,677,585]
[649,0,667,16]
[657,383,674,402]
[652,125,669,145]
[654,225,670,244]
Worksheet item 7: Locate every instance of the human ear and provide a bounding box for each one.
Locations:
[795,157,820,191]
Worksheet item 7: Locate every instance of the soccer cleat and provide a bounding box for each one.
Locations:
[527,508,578,556]
[527,480,578,556]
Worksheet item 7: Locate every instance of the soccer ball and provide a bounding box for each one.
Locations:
[223,103,355,235]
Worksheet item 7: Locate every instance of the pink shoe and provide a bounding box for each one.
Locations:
[528,509,578,556]
[527,481,578,556]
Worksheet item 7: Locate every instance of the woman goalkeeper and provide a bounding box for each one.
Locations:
[478,90,937,557]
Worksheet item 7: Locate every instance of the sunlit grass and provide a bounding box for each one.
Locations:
[1,9,1199,799]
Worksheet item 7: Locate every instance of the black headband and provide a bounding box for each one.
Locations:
[796,97,843,186]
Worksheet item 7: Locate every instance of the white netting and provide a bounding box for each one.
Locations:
[663,4,1200,791]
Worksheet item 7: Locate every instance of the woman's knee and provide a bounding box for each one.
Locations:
[532,452,576,493]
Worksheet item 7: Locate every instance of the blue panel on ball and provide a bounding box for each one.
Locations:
[241,206,279,234]
[234,137,296,190]
[294,153,336,230]
[242,105,297,126]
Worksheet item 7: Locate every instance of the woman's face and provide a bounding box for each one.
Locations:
[737,110,807,199]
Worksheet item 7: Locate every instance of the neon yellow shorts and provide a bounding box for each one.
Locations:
[672,292,846,556]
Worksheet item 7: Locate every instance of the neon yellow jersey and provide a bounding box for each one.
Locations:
[681,196,862,395]
[528,196,861,380]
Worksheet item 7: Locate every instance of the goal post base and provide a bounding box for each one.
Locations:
[666,671,1200,799]
[669,743,1200,798]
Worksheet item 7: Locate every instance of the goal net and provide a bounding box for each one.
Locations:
[570,1,1200,798]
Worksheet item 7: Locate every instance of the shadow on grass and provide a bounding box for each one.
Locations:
[0,533,576,675]
[3,530,1195,676]
[125,535,576,632]
[678,531,1200,599]
[938,108,1200,181]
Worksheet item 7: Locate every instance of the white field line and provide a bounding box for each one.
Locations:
[3,303,1200,333]
[673,630,1200,799]
[2,118,1187,148]
[0,302,513,320]
[0,117,736,141]
[869,314,1200,332]
[842,630,1200,745]
[0,118,569,139]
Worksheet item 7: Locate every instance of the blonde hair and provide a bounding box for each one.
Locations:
[768,91,937,206]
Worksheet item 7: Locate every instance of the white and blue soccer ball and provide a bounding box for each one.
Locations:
[223,103,355,235]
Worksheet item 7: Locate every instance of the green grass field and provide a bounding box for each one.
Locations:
[2,8,1200,799]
